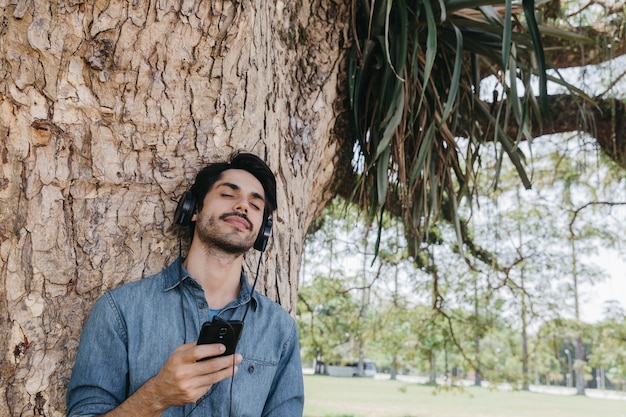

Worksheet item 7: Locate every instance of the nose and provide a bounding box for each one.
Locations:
[233,197,249,214]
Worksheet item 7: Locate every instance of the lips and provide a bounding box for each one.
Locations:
[220,212,252,231]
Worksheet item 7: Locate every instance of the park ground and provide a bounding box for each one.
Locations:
[303,373,626,417]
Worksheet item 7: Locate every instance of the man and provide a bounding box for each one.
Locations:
[66,152,304,416]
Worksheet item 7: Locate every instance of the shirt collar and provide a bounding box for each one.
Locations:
[163,257,259,310]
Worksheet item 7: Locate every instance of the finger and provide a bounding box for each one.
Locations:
[194,343,227,362]
[172,341,205,358]
[175,365,239,404]
[192,358,241,387]
[195,353,243,374]
[178,355,242,400]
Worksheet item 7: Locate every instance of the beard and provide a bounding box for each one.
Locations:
[195,213,256,255]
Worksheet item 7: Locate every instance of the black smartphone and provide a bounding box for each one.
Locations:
[196,318,243,360]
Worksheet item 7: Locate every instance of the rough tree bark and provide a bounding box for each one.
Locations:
[0,1,351,415]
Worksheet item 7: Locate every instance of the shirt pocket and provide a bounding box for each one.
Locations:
[235,356,278,405]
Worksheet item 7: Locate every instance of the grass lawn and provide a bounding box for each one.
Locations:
[304,374,626,417]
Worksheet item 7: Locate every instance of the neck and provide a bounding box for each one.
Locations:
[183,243,244,309]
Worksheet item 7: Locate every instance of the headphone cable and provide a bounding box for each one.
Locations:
[185,249,265,417]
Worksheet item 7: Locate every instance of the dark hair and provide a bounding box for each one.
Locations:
[189,152,277,219]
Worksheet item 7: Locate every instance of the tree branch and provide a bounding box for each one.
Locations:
[476,95,626,169]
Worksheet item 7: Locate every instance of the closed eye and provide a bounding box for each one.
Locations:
[216,182,265,210]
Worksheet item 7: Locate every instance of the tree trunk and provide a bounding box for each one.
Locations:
[0,1,351,415]
[473,270,482,387]
[429,351,437,384]
[575,335,586,395]
[390,354,398,380]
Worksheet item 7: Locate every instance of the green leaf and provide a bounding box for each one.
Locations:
[440,24,463,124]
[422,0,438,91]
[474,97,532,189]
[523,0,549,115]
[502,0,512,69]
[377,147,391,208]
[384,0,408,81]
[409,122,436,185]
[376,86,406,159]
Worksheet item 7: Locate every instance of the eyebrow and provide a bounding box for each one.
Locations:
[218,182,265,203]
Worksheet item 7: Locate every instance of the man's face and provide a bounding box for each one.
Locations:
[192,169,266,254]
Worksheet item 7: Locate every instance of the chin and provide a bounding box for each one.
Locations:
[216,238,255,254]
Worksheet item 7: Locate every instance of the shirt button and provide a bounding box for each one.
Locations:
[198,302,206,309]
[248,365,255,374]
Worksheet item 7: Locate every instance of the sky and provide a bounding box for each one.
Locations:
[580,251,626,322]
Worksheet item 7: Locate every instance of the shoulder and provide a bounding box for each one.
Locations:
[106,271,164,300]
[93,261,179,313]
[107,259,182,296]
[254,291,292,314]
[252,292,297,329]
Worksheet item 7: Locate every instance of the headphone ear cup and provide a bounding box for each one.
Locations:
[253,218,273,252]
[174,191,196,226]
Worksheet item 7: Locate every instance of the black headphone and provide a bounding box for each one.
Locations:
[173,191,273,252]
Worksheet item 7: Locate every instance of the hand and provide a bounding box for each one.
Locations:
[98,342,243,417]
[149,342,243,408]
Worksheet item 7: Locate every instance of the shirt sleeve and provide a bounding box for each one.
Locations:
[261,320,305,416]
[66,293,129,417]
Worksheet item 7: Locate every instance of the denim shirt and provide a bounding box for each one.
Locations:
[66,258,304,417]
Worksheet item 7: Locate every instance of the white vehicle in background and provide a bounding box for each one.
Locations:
[326,359,377,378]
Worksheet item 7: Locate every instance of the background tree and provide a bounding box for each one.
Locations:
[370,295,413,379]
[297,131,625,390]
[297,274,362,369]
[587,316,625,390]
[300,198,418,374]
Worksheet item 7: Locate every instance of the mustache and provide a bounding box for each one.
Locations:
[219,212,253,230]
